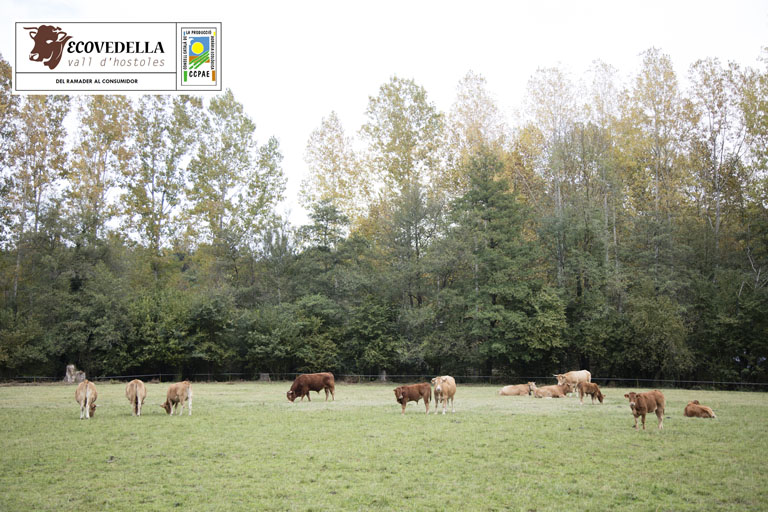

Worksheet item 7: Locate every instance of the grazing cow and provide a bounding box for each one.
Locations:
[125,379,147,416]
[286,372,335,402]
[577,381,604,405]
[75,379,98,419]
[624,390,665,430]
[160,380,192,416]
[431,375,456,414]
[554,370,591,395]
[533,382,570,398]
[393,383,431,415]
[24,25,72,70]
[684,400,716,418]
[499,382,537,396]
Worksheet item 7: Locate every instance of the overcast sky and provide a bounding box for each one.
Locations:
[3,0,767,224]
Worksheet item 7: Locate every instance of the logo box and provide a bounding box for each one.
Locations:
[14,22,221,94]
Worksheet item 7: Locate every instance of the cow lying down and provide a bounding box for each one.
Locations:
[533,382,570,398]
[499,382,536,396]
[684,400,716,418]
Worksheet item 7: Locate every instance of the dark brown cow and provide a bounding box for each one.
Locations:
[577,381,604,405]
[25,25,72,70]
[393,383,431,414]
[684,400,716,418]
[533,382,570,398]
[624,390,665,430]
[286,373,335,402]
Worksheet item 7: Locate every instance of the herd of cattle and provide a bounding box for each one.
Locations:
[73,369,717,429]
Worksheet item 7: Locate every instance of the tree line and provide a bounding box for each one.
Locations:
[1,47,767,384]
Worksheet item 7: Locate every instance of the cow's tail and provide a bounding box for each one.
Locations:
[84,380,92,418]
[132,381,139,415]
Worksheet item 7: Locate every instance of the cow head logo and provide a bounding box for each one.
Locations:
[24,25,72,70]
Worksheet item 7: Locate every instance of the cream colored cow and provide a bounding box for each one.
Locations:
[75,379,98,419]
[125,379,147,416]
[431,375,456,414]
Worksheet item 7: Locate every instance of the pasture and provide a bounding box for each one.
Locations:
[1,381,766,511]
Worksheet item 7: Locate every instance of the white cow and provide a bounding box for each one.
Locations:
[554,370,591,395]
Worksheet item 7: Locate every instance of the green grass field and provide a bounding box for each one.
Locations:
[1,381,766,511]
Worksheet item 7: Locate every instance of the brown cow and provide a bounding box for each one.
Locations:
[499,382,537,396]
[684,400,716,418]
[160,380,192,416]
[431,375,456,414]
[624,390,665,430]
[75,379,98,419]
[533,382,570,398]
[125,379,147,416]
[577,381,604,405]
[286,373,335,402]
[393,383,431,415]
[24,25,72,70]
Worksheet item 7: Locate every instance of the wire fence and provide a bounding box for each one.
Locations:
[6,372,768,390]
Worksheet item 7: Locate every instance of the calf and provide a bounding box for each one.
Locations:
[577,381,604,405]
[286,372,335,402]
[431,375,456,414]
[393,383,431,415]
[125,379,147,416]
[75,379,98,419]
[160,380,192,416]
[499,382,537,396]
[684,400,716,418]
[624,390,665,430]
[533,382,570,398]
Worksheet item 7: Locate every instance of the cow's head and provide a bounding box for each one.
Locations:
[25,25,72,70]
[554,374,565,386]
[394,387,404,403]
[527,382,536,395]
[88,402,98,417]
[286,390,296,402]
[624,392,638,409]
[432,377,444,394]
[691,400,700,405]
[595,389,605,403]
[159,400,172,414]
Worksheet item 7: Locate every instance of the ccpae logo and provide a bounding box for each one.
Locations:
[24,25,72,70]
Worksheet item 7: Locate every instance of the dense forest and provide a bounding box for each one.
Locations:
[1,47,767,383]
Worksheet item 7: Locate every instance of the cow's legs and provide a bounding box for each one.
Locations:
[401,403,406,415]
[188,396,192,416]
[656,409,664,429]
[633,415,638,429]
[641,413,647,430]
[450,396,455,413]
